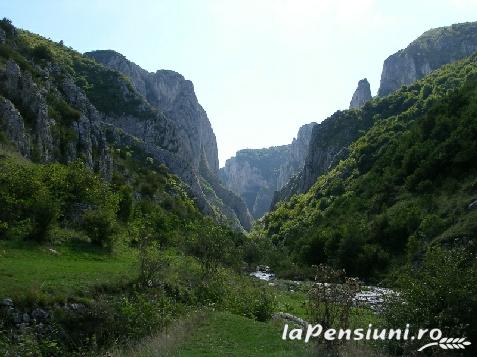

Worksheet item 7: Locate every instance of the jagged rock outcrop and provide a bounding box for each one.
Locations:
[220,123,315,218]
[378,21,477,96]
[85,50,219,174]
[0,58,113,178]
[1,60,54,162]
[0,97,30,156]
[85,50,251,229]
[349,78,371,109]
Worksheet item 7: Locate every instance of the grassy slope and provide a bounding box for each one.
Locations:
[0,240,137,304]
[117,309,383,357]
[174,312,311,357]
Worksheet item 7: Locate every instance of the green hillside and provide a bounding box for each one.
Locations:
[261,53,477,278]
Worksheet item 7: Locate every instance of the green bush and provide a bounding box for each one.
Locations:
[81,209,117,249]
[31,44,53,62]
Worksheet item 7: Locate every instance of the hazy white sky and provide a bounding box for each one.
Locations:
[1,0,477,166]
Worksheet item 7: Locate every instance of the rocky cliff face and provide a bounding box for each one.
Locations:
[220,123,315,218]
[0,59,113,179]
[85,50,219,174]
[0,24,251,230]
[85,50,252,229]
[349,78,371,109]
[378,21,477,96]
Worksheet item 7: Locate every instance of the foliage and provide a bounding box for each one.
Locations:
[308,265,361,351]
[31,44,53,62]
[0,156,119,245]
[0,18,15,38]
[383,246,477,354]
[81,209,117,249]
[260,53,477,280]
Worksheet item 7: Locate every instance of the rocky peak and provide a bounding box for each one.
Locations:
[378,21,477,96]
[85,50,219,174]
[349,78,371,109]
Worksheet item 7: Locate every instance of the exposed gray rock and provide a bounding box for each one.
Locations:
[0,23,251,229]
[468,200,477,210]
[277,123,316,188]
[0,298,13,307]
[1,60,54,162]
[0,97,30,156]
[85,50,219,174]
[272,312,308,328]
[31,308,49,322]
[220,123,316,218]
[22,313,31,323]
[378,22,477,96]
[0,28,6,44]
[272,110,370,208]
[273,22,477,209]
[349,78,371,109]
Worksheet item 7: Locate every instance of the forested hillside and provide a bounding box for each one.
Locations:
[261,53,477,279]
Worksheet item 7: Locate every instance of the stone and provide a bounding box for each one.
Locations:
[0,21,250,230]
[0,98,31,156]
[22,313,31,323]
[0,28,6,44]
[85,50,252,229]
[31,308,49,322]
[378,22,477,96]
[349,78,372,109]
[220,123,316,218]
[273,21,477,209]
[468,200,477,210]
[0,298,14,307]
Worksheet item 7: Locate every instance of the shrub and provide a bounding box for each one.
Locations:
[31,44,53,62]
[0,18,15,37]
[81,209,116,249]
[308,265,361,351]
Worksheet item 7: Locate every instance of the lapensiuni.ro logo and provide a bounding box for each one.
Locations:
[282,324,471,352]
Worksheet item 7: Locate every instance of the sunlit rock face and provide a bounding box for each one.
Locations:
[378,22,477,97]
[349,78,371,109]
[220,123,315,219]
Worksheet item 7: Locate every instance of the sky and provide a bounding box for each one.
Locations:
[1,0,477,166]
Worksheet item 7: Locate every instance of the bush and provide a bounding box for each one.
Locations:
[0,18,15,37]
[81,209,116,249]
[31,44,53,62]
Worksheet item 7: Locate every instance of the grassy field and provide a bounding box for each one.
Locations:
[0,239,137,304]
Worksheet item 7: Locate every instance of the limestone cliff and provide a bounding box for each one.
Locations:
[220,123,315,218]
[378,21,477,96]
[349,78,371,109]
[85,50,219,174]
